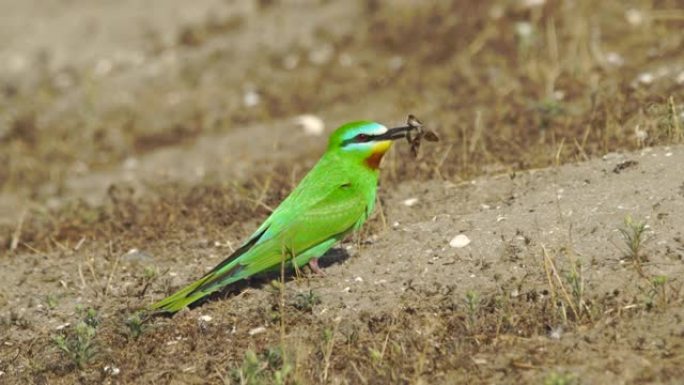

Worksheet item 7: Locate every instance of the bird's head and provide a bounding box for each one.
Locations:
[328,121,412,169]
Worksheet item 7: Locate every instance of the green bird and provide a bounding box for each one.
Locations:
[150,120,413,313]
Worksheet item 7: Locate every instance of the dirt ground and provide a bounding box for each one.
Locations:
[1,1,683,384]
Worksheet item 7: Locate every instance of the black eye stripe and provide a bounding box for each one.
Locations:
[341,133,375,146]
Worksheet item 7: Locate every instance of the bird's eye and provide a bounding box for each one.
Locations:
[355,134,369,142]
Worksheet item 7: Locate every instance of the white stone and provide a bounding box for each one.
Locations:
[295,114,325,136]
[605,52,625,67]
[308,44,334,65]
[625,9,644,26]
[402,197,419,207]
[521,0,546,7]
[104,365,121,376]
[677,71,684,85]
[243,90,260,107]
[637,72,654,85]
[449,234,471,248]
[248,326,267,336]
[55,323,70,330]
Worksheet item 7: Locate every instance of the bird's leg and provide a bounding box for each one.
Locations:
[308,258,326,276]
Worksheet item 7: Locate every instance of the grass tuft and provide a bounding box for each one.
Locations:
[51,308,100,370]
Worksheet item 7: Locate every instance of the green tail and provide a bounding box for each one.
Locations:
[149,275,214,313]
[150,228,267,313]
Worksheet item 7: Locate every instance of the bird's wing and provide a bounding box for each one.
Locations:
[193,161,344,280]
[194,181,367,292]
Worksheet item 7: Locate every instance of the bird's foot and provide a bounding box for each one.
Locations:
[308,258,326,276]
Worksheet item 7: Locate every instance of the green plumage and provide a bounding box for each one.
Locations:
[150,121,393,313]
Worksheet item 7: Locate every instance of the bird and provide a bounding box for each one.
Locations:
[150,120,413,313]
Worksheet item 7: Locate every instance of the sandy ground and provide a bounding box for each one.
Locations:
[1,1,683,384]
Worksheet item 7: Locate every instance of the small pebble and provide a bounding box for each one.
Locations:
[122,249,153,264]
[636,72,654,85]
[295,114,325,136]
[248,326,267,336]
[103,365,120,376]
[243,90,260,107]
[55,323,70,331]
[402,198,419,207]
[449,234,471,248]
[625,9,644,26]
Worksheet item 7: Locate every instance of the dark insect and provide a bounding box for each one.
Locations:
[404,114,439,157]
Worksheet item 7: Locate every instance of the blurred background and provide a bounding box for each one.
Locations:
[1,1,683,383]
[0,0,682,242]
[2,0,682,199]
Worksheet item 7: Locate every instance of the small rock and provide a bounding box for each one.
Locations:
[198,315,213,323]
[243,90,260,107]
[449,234,471,248]
[248,326,267,336]
[123,157,139,170]
[308,44,334,65]
[605,52,625,67]
[94,59,113,76]
[103,365,120,376]
[636,72,654,85]
[677,71,684,85]
[122,249,153,264]
[625,9,644,26]
[295,114,325,136]
[521,0,546,8]
[388,56,404,71]
[515,22,534,39]
[402,197,419,207]
[55,323,70,331]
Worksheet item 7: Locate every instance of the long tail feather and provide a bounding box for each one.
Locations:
[149,227,270,313]
[148,275,214,313]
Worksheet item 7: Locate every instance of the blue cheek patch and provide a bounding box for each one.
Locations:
[342,142,374,151]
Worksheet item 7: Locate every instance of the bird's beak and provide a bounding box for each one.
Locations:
[374,125,412,141]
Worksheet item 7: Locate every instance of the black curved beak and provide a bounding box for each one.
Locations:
[374,125,412,141]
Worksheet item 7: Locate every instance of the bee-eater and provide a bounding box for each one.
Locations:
[150,120,413,313]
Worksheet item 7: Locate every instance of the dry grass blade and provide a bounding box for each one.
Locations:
[541,245,580,321]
